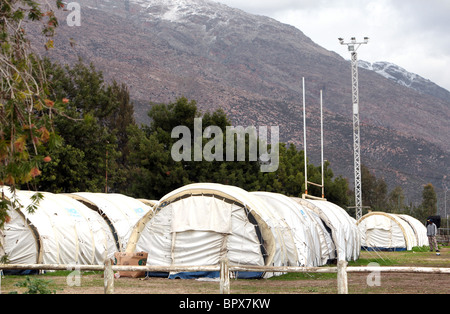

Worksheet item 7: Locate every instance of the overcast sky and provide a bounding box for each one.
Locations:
[216,0,450,91]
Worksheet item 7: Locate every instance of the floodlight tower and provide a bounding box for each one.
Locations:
[339,36,369,220]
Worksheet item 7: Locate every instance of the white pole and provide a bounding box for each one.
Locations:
[303,77,308,195]
[337,260,348,294]
[104,259,114,294]
[320,90,324,198]
[445,189,448,231]
[220,258,230,294]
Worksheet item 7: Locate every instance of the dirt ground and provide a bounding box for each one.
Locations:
[55,271,448,294]
[83,272,450,294]
[2,248,449,294]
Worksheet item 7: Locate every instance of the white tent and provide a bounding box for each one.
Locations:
[303,205,336,262]
[250,192,333,266]
[292,198,360,262]
[127,183,352,279]
[127,183,278,278]
[138,199,158,208]
[1,189,117,265]
[397,214,428,247]
[67,192,152,251]
[0,219,5,261]
[357,212,426,251]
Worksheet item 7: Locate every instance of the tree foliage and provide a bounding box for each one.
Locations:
[411,183,437,223]
[361,165,388,212]
[1,0,63,227]
[31,59,135,193]
[125,97,350,207]
[386,185,407,213]
[359,165,439,223]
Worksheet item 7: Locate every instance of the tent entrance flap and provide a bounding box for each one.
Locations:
[171,196,232,234]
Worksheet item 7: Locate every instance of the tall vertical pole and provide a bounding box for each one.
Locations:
[105,149,108,193]
[320,90,324,199]
[445,188,448,231]
[339,37,368,220]
[351,51,362,220]
[303,77,308,195]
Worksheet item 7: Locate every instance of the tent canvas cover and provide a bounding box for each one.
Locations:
[357,212,427,251]
[250,192,335,266]
[127,183,274,278]
[1,188,117,265]
[67,192,152,251]
[291,197,360,262]
[1,188,153,267]
[127,183,360,279]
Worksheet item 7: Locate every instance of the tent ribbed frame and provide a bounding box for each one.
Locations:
[357,212,411,250]
[66,194,122,251]
[126,187,277,268]
[1,193,43,264]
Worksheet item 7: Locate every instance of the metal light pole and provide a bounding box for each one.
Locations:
[445,188,448,233]
[339,37,369,220]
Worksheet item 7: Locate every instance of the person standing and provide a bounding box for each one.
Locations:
[426,219,439,253]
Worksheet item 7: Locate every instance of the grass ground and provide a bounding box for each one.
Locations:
[1,247,449,294]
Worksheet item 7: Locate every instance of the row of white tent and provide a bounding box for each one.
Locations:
[125,183,360,278]
[1,183,429,278]
[0,188,154,266]
[357,212,428,251]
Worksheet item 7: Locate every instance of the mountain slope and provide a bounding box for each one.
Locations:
[34,0,449,202]
[359,60,450,103]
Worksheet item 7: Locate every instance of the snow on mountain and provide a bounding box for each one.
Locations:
[129,0,240,23]
[359,60,450,102]
[131,0,206,22]
[129,0,450,102]
[359,61,419,87]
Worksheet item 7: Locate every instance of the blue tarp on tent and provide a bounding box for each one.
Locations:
[148,271,265,279]
[361,246,406,252]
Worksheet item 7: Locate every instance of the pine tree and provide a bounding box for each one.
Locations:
[421,183,437,217]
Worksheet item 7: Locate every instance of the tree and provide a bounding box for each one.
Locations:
[361,165,387,211]
[422,183,437,214]
[126,97,351,206]
[387,186,406,213]
[257,143,349,208]
[125,97,231,198]
[32,59,135,193]
[106,81,135,164]
[1,0,63,226]
[126,124,187,199]
[322,168,350,209]
[413,183,437,222]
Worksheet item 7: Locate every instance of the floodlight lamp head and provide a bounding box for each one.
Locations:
[351,37,356,43]
[364,37,369,43]
[338,37,344,44]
